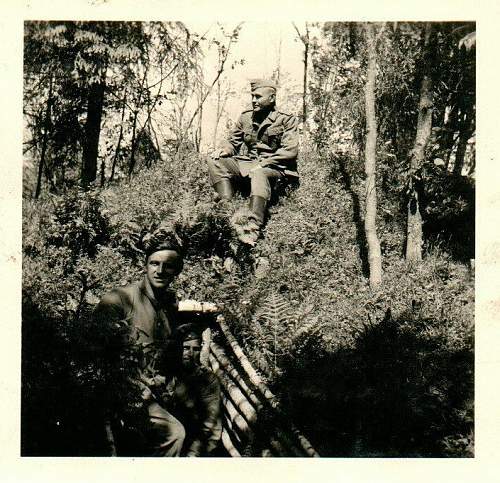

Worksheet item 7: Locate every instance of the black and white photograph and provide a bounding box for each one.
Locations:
[4,0,499,480]
[20,17,476,459]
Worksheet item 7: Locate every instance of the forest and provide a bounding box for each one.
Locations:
[22,21,475,457]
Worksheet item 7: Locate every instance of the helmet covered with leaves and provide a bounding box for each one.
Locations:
[142,225,184,262]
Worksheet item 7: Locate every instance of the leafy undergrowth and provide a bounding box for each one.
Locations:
[223,146,473,456]
[22,144,473,456]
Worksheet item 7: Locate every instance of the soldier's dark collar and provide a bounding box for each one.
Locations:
[266,108,278,122]
[252,106,277,123]
[254,108,277,137]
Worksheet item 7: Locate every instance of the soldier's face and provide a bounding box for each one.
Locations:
[251,87,275,112]
[182,339,202,369]
[145,249,182,290]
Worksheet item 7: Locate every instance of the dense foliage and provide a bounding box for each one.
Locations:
[23,21,243,195]
[22,21,474,457]
[309,22,475,261]
[23,144,473,456]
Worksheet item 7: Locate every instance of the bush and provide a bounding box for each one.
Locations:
[22,142,474,456]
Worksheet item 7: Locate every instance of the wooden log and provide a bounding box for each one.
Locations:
[210,357,249,446]
[211,347,307,456]
[217,365,310,456]
[200,327,212,367]
[209,341,264,411]
[209,351,258,424]
[216,316,320,457]
[223,379,258,425]
[223,393,251,437]
[289,427,319,457]
[222,418,243,447]
[273,426,308,457]
[221,376,305,456]
[217,316,280,408]
[221,428,241,457]
[221,404,244,448]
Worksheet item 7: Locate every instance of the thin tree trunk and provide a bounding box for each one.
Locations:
[100,158,106,187]
[302,26,309,126]
[149,119,163,162]
[109,92,127,183]
[81,81,105,188]
[363,23,383,289]
[128,110,139,177]
[213,83,229,148]
[185,67,223,134]
[293,22,310,127]
[441,105,459,169]
[213,49,223,148]
[61,163,66,192]
[196,89,203,152]
[128,64,149,177]
[453,109,473,176]
[35,74,53,199]
[406,23,435,261]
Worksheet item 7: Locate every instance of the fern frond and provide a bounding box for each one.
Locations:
[247,291,299,377]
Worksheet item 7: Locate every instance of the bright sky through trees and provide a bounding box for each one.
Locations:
[186,21,306,149]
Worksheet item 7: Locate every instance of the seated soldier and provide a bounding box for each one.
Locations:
[93,234,219,456]
[207,78,299,245]
[160,322,222,457]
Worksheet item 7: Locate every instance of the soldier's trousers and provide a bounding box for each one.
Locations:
[147,401,186,457]
[207,157,284,201]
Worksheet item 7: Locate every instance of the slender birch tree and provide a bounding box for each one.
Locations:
[363,23,383,288]
[405,23,436,261]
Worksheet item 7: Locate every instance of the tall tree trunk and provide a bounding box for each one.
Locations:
[109,92,127,183]
[100,158,106,187]
[406,23,435,262]
[293,22,310,127]
[213,50,223,148]
[149,120,163,162]
[196,90,203,152]
[302,25,309,127]
[363,23,383,289]
[61,163,66,192]
[35,74,53,199]
[128,110,139,177]
[81,81,105,188]
[441,105,459,170]
[453,107,473,176]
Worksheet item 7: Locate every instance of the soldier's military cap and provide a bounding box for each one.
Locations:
[250,78,277,92]
[142,228,184,260]
[174,322,204,342]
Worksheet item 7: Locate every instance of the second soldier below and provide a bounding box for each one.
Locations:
[207,79,299,246]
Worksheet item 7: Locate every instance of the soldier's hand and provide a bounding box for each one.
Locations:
[141,386,153,401]
[212,149,231,160]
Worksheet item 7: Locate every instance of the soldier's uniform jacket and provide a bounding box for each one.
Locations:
[93,276,180,399]
[222,107,299,177]
[163,367,221,456]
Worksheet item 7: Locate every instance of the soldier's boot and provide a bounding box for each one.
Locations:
[248,195,267,226]
[233,196,267,246]
[213,179,234,201]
